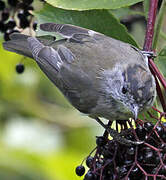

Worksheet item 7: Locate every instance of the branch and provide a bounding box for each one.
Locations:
[143,0,166,113]
[143,0,158,51]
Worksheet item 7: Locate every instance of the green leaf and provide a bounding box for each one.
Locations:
[159,46,166,57]
[35,4,138,47]
[156,46,166,78]
[143,0,150,19]
[45,0,143,10]
[154,47,166,114]
[111,7,144,20]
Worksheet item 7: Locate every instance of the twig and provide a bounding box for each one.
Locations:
[143,0,166,113]
[143,0,158,51]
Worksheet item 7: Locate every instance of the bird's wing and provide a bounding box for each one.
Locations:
[3,33,57,58]
[27,37,97,113]
[40,23,102,43]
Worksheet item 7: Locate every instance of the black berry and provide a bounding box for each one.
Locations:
[4,29,19,41]
[0,21,6,32]
[23,0,33,5]
[0,0,5,11]
[6,19,16,29]
[136,124,146,140]
[19,18,29,28]
[16,63,25,74]
[86,156,94,168]
[84,171,96,180]
[8,0,18,7]
[1,11,9,22]
[75,165,85,176]
[144,122,154,132]
[156,125,163,136]
[96,136,107,146]
[142,147,154,163]
[126,146,135,156]
[118,166,128,178]
[33,21,37,30]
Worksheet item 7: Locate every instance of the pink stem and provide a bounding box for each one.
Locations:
[143,0,158,50]
[143,0,166,113]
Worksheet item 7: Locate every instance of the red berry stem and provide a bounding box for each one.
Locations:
[143,0,166,113]
[143,0,158,51]
[154,73,166,112]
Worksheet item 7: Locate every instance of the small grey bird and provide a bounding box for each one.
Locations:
[3,23,156,144]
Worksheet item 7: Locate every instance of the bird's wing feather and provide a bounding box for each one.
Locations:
[40,23,102,43]
[27,37,97,113]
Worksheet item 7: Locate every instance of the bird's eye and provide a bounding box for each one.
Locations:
[122,87,127,94]
[147,96,154,104]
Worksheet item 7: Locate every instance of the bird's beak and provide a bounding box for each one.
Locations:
[132,105,139,120]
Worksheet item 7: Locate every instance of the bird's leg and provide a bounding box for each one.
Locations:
[141,50,157,58]
[95,117,143,146]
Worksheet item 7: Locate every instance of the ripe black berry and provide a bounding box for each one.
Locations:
[126,146,135,156]
[0,0,5,11]
[6,19,16,29]
[4,29,19,41]
[159,166,166,175]
[0,21,6,32]
[96,136,107,146]
[16,63,25,74]
[7,0,18,7]
[144,122,154,132]
[25,6,34,11]
[1,11,9,22]
[84,171,96,180]
[33,22,37,30]
[135,124,146,140]
[142,147,154,163]
[23,0,33,6]
[161,144,166,153]
[75,165,85,176]
[19,18,29,28]
[118,166,128,178]
[17,10,25,19]
[156,125,163,136]
[86,156,94,168]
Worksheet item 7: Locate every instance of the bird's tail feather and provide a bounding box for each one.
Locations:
[3,33,58,59]
[3,33,33,59]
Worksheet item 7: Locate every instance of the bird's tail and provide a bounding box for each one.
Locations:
[3,33,57,59]
[3,33,33,59]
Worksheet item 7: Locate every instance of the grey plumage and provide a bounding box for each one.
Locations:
[3,23,156,121]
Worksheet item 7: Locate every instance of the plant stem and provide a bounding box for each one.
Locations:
[143,0,158,51]
[153,0,166,49]
[149,59,166,89]
[143,0,166,113]
[149,59,166,112]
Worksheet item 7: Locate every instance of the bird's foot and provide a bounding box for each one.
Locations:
[95,117,143,146]
[141,50,157,58]
[109,128,143,146]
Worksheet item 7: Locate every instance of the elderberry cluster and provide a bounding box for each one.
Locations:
[76,122,166,180]
[0,0,36,41]
[0,0,44,73]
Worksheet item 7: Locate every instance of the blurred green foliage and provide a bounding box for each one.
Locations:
[0,40,98,180]
[0,0,166,180]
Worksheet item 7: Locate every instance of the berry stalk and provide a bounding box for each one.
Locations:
[143,0,166,113]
